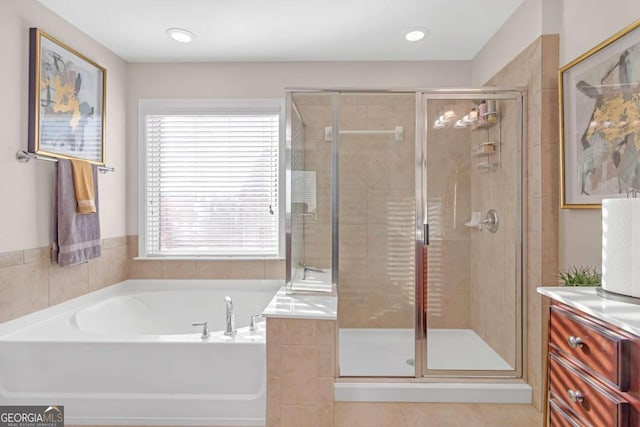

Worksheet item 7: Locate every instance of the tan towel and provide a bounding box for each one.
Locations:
[69,159,96,214]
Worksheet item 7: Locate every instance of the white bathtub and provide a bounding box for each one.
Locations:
[0,279,282,426]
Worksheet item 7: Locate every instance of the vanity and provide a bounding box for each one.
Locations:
[538,287,640,426]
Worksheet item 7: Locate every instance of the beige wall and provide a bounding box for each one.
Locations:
[558,1,640,270]
[124,61,470,291]
[0,0,128,254]
[474,0,640,272]
[125,61,472,236]
[484,34,560,410]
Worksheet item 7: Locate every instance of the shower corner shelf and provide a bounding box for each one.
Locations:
[476,162,500,171]
[474,141,501,171]
[472,143,501,157]
[471,120,498,131]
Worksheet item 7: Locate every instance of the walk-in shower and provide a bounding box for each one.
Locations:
[286,89,524,381]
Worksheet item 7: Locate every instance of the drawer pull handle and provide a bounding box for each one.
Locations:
[567,389,584,403]
[567,336,584,349]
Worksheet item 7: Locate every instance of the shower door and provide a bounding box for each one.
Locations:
[286,89,523,379]
[419,91,523,378]
[335,92,417,377]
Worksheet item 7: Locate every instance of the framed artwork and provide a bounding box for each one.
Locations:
[560,19,640,208]
[28,28,106,165]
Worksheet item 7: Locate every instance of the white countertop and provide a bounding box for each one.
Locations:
[538,287,640,336]
[262,286,337,320]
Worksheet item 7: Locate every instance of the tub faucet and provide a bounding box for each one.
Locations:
[224,296,236,336]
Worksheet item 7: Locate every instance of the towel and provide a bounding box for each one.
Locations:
[52,159,102,266]
[69,159,96,214]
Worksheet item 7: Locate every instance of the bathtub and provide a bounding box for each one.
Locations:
[0,279,282,426]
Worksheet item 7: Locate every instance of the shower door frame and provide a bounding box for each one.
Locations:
[285,88,525,380]
[417,89,526,379]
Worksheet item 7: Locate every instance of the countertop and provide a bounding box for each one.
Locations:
[262,286,337,320]
[538,286,640,336]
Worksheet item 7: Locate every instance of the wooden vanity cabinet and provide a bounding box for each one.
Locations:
[546,302,640,426]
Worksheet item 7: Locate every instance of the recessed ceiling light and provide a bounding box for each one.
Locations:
[404,28,429,42]
[166,28,194,43]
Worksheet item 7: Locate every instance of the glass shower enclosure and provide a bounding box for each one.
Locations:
[286,89,524,379]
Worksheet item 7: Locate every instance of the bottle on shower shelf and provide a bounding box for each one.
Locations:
[487,99,497,123]
[478,100,487,126]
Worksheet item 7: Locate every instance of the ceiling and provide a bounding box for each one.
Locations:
[39,0,524,63]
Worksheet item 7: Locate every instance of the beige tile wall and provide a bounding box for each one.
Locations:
[295,93,417,329]
[426,99,473,329]
[484,34,560,411]
[266,317,336,427]
[0,235,285,324]
[127,236,286,280]
[0,236,128,324]
[468,97,519,367]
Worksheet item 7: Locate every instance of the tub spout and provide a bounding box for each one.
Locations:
[224,296,236,336]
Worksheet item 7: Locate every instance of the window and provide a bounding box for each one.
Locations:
[139,100,283,258]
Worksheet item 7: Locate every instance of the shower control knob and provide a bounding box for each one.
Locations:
[567,389,584,403]
[567,336,583,349]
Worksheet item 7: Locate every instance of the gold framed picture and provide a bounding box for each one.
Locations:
[28,28,106,165]
[559,19,640,208]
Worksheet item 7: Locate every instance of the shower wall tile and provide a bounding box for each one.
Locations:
[482,34,560,411]
[266,318,336,427]
[297,94,417,329]
[340,189,368,224]
[425,99,473,330]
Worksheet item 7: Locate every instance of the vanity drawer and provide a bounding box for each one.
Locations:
[550,306,630,390]
[549,399,582,427]
[549,354,629,427]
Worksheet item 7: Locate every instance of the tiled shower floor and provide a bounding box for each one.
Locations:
[339,328,512,376]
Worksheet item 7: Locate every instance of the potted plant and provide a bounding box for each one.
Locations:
[559,266,601,287]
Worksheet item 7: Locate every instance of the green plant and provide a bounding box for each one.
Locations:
[559,266,601,287]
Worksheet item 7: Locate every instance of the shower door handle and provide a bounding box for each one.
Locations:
[423,224,429,246]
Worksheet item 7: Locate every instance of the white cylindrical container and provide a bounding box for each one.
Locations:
[601,198,640,298]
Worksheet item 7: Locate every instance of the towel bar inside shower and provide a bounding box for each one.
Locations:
[15,150,115,173]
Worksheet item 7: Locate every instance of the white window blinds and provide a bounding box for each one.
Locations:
[143,110,280,258]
